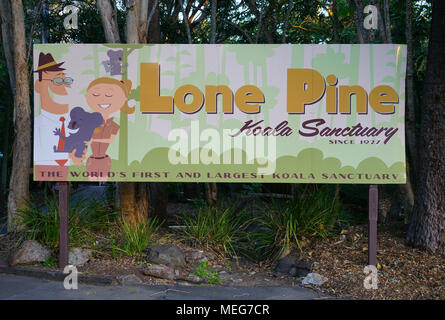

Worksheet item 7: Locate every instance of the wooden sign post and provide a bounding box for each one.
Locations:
[368,184,378,266]
[57,182,70,269]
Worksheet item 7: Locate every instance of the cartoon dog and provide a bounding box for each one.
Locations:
[53,107,103,158]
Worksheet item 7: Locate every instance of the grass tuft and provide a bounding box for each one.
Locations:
[182,205,250,258]
[250,186,340,261]
[116,218,162,257]
[16,195,117,249]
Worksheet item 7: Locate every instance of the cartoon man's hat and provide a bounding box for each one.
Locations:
[34,52,65,73]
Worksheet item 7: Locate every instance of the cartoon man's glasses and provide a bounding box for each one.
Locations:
[42,77,74,86]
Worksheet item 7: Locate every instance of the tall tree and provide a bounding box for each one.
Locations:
[407,0,445,254]
[97,0,167,224]
[210,0,217,44]
[97,0,121,43]
[0,0,31,230]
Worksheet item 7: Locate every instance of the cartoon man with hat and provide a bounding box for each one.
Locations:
[33,52,82,179]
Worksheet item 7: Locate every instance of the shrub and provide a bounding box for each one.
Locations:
[251,186,339,261]
[16,195,117,249]
[182,205,250,257]
[118,218,161,257]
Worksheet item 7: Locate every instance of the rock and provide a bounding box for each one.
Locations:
[274,255,297,273]
[69,248,93,266]
[9,240,51,266]
[275,255,313,277]
[117,274,143,286]
[191,250,204,260]
[218,272,231,281]
[302,273,328,286]
[295,260,313,270]
[143,264,176,280]
[147,245,185,268]
[184,274,205,284]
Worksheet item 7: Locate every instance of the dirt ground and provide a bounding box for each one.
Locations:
[1,201,444,300]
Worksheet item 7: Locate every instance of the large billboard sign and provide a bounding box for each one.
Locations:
[33,44,406,183]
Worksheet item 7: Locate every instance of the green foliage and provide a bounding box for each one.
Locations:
[42,256,57,267]
[193,260,220,284]
[16,195,117,249]
[117,218,162,257]
[250,186,339,261]
[182,205,250,257]
[241,183,262,195]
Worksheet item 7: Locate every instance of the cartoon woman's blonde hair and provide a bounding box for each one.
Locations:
[87,77,135,114]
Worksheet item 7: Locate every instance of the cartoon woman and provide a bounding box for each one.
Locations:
[85,77,134,181]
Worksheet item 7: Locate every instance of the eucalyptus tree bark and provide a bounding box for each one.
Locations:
[139,0,149,43]
[97,0,121,43]
[140,0,159,43]
[407,0,445,254]
[125,0,140,44]
[5,0,31,230]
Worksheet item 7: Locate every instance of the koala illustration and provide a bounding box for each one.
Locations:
[53,107,103,158]
[102,49,127,76]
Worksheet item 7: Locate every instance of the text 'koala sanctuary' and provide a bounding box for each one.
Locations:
[138,63,399,115]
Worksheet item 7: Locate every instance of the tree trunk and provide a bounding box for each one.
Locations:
[210,0,217,44]
[372,0,387,43]
[407,0,445,254]
[178,0,192,44]
[148,183,167,223]
[205,182,217,206]
[0,0,15,94]
[349,0,368,44]
[246,0,274,44]
[382,0,392,43]
[6,0,31,231]
[96,0,121,43]
[331,0,339,43]
[147,0,161,43]
[117,0,167,224]
[184,182,201,199]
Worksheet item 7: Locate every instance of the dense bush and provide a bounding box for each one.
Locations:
[16,195,117,249]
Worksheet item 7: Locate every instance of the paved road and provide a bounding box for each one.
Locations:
[0,273,324,300]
